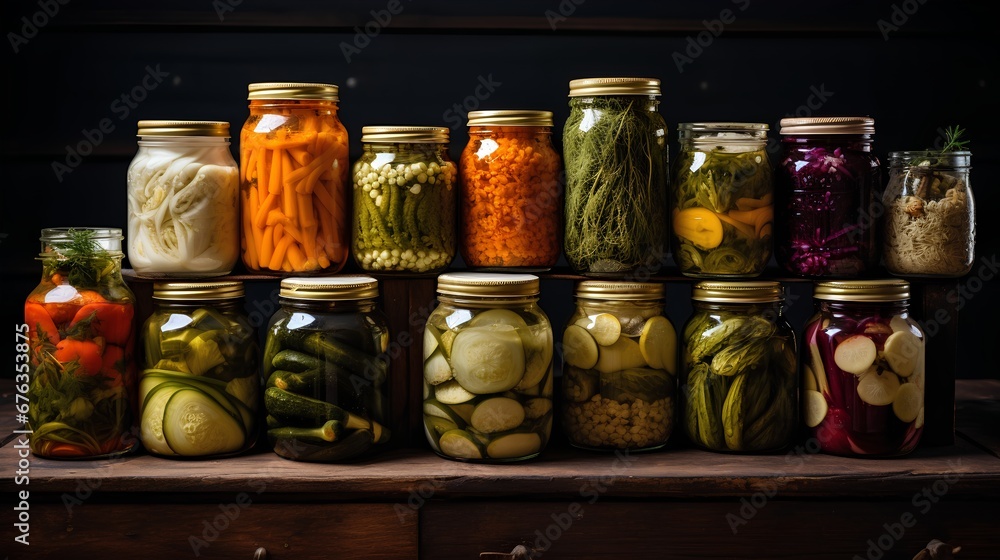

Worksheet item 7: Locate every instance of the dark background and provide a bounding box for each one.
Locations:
[1,0,996,380]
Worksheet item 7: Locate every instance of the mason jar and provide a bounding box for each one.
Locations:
[882,151,974,277]
[240,82,350,274]
[140,281,258,457]
[681,281,797,453]
[774,117,880,277]
[127,120,239,277]
[459,110,562,270]
[24,228,138,459]
[560,281,677,451]
[263,276,391,462]
[352,126,457,273]
[563,77,669,275]
[423,273,553,462]
[672,123,773,277]
[803,280,924,457]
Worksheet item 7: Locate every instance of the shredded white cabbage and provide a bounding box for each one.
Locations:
[127,145,239,275]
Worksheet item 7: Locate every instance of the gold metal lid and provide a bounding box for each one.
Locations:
[248,82,339,101]
[692,281,783,303]
[568,77,661,97]
[575,280,663,301]
[436,272,539,298]
[137,121,230,137]
[812,279,910,302]
[153,281,244,301]
[779,116,875,135]
[467,110,554,128]
[280,276,379,301]
[361,126,450,144]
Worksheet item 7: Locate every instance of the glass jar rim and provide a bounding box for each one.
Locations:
[467,110,553,128]
[361,126,449,144]
[136,120,230,137]
[779,116,874,135]
[280,276,379,301]
[39,227,123,255]
[247,82,339,101]
[889,150,971,168]
[568,77,661,97]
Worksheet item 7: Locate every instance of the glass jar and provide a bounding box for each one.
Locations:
[775,117,881,277]
[560,281,677,451]
[352,126,457,273]
[24,228,138,459]
[672,123,773,277]
[140,281,258,457]
[127,120,239,277]
[423,273,553,462]
[882,151,974,277]
[680,281,797,453]
[459,110,562,270]
[563,77,669,275]
[240,83,350,274]
[263,276,390,462]
[803,280,924,457]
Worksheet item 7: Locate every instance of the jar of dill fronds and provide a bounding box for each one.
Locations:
[563,78,669,275]
[672,123,772,278]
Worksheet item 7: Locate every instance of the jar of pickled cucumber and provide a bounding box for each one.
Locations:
[803,280,924,457]
[681,281,797,453]
[140,281,258,457]
[560,281,677,451]
[263,276,391,462]
[671,123,772,277]
[423,273,553,462]
[352,126,457,273]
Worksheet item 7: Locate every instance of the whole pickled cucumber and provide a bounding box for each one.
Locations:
[697,370,727,449]
[711,338,772,377]
[684,363,708,443]
[722,374,746,450]
[689,317,746,363]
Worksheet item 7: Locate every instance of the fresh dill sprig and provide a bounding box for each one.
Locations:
[48,229,114,288]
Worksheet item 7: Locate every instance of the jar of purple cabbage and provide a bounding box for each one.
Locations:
[774,117,880,277]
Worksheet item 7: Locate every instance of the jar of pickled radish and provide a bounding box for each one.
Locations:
[775,117,880,277]
[25,228,139,459]
[423,273,553,462]
[459,110,562,270]
[352,126,457,273]
[127,120,239,277]
[560,281,676,451]
[680,281,797,453]
[803,280,924,457]
[240,82,350,274]
[263,276,391,462]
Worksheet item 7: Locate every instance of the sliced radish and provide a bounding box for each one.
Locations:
[834,335,877,375]
[803,389,828,428]
[892,382,923,423]
[882,330,922,377]
[856,367,900,406]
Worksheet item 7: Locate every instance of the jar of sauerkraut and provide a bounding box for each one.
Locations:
[127,121,240,277]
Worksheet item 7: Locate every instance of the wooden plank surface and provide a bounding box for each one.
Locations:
[956,379,1000,458]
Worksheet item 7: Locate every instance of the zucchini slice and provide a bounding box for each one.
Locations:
[438,429,483,459]
[140,383,181,456]
[562,324,599,370]
[486,432,542,459]
[435,379,478,404]
[424,350,454,386]
[162,388,246,456]
[470,397,525,433]
[451,325,525,394]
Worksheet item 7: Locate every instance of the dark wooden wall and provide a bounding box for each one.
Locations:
[1,0,996,379]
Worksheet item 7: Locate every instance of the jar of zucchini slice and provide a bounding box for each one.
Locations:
[423,273,553,462]
[671,123,772,277]
[140,281,259,457]
[803,280,924,457]
[560,281,677,451]
[681,281,797,453]
[263,276,391,462]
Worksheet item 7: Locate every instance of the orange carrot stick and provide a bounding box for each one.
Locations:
[268,149,283,195]
[255,193,278,230]
[268,234,295,270]
[260,225,275,266]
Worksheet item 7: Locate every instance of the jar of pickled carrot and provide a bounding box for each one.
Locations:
[240,83,350,274]
[459,111,562,270]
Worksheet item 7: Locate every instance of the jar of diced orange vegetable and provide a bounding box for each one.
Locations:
[459,111,562,270]
[239,82,350,274]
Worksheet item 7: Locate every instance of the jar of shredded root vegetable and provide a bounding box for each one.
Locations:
[25,228,139,459]
[127,121,239,277]
[774,117,880,277]
[459,110,562,270]
[423,273,553,462]
[140,281,259,457]
[681,281,798,453]
[560,281,677,451]
[803,280,924,457]
[351,126,457,273]
[263,277,391,462]
[671,123,773,278]
[240,83,350,274]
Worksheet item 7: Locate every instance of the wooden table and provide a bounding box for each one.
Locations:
[2,380,998,559]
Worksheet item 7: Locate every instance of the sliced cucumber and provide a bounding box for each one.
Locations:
[517,324,553,392]
[471,397,526,433]
[435,379,478,404]
[438,429,483,459]
[486,432,541,459]
[639,316,677,374]
[140,384,181,456]
[562,324,599,370]
[576,313,621,346]
[424,399,466,427]
[424,415,458,441]
[594,336,647,375]
[470,309,528,329]
[162,388,246,456]
[424,324,441,359]
[424,350,454,386]
[451,325,525,394]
